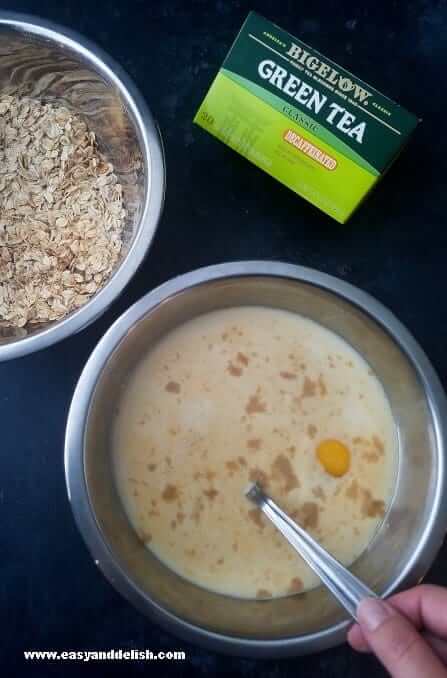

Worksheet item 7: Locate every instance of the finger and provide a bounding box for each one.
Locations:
[348,622,447,662]
[386,586,447,638]
[423,633,447,664]
[348,584,447,655]
[357,598,447,678]
[347,623,369,652]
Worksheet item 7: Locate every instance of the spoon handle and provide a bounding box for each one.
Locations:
[246,483,378,621]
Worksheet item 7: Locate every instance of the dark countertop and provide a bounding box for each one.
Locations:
[1,1,446,676]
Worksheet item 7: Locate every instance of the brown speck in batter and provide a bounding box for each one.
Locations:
[297,502,319,529]
[227,362,243,377]
[245,391,267,415]
[373,435,385,455]
[318,375,327,396]
[203,488,219,501]
[217,557,224,565]
[151,499,157,507]
[237,352,249,366]
[165,456,172,468]
[249,467,270,487]
[280,371,297,380]
[177,511,185,524]
[185,548,196,558]
[312,486,326,501]
[132,489,139,497]
[353,436,366,445]
[271,454,300,492]
[162,484,179,502]
[137,530,152,544]
[238,456,247,467]
[302,377,316,398]
[147,509,160,517]
[287,446,296,457]
[206,470,216,481]
[307,424,317,439]
[345,480,359,500]
[222,332,228,341]
[363,451,380,463]
[361,489,385,518]
[248,508,264,529]
[147,463,157,472]
[300,363,307,371]
[226,460,239,475]
[287,577,304,593]
[232,542,239,552]
[171,520,177,530]
[165,381,181,394]
[256,589,272,598]
[247,438,262,451]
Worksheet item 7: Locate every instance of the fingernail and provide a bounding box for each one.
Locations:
[357,598,391,632]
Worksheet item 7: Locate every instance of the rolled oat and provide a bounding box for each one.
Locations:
[0,95,125,328]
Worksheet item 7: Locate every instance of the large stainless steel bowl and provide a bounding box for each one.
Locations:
[0,13,165,361]
[65,262,447,657]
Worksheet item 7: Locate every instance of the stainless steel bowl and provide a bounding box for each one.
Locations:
[65,262,447,657]
[0,13,165,361]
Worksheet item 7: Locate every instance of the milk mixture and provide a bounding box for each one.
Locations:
[113,307,396,599]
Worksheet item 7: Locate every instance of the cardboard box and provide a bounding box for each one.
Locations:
[194,12,419,223]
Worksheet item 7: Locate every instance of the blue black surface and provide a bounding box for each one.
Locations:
[1,1,446,676]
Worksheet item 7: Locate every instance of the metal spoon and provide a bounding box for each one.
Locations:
[245,482,378,621]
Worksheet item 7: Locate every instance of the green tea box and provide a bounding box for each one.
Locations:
[194,12,419,223]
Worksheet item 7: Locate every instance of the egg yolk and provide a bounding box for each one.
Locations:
[316,439,351,477]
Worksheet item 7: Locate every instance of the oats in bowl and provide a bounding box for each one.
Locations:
[0,95,125,328]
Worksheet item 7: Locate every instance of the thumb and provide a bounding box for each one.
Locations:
[357,598,447,678]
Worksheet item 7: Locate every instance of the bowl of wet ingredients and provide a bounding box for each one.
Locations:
[65,261,447,657]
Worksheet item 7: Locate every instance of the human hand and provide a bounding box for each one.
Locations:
[347,585,447,677]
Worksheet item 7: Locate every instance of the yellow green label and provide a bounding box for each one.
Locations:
[195,72,378,222]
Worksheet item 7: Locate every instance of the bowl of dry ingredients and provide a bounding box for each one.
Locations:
[0,13,165,361]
